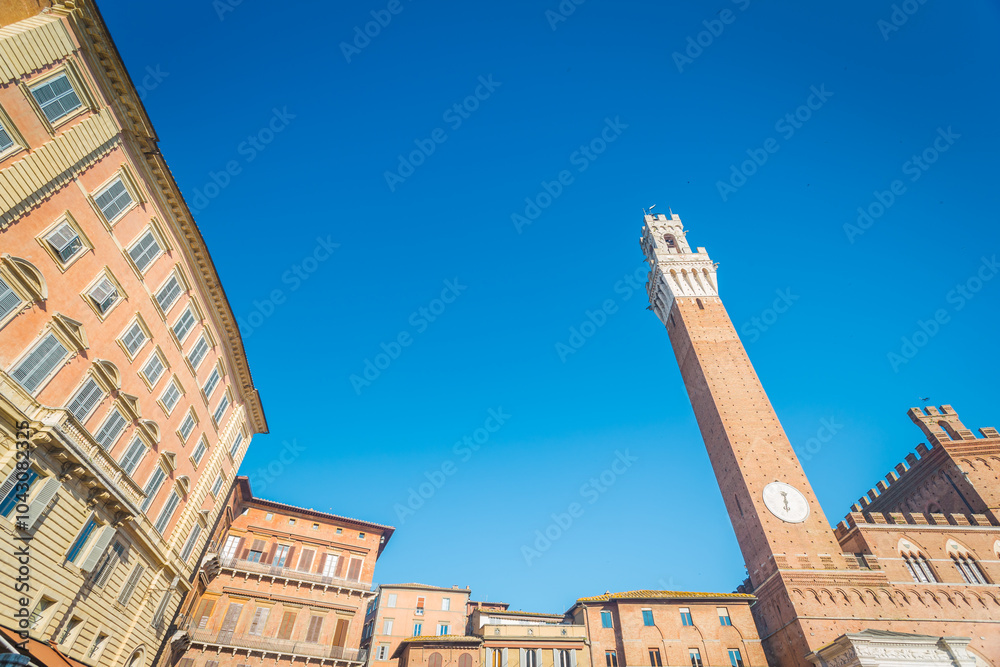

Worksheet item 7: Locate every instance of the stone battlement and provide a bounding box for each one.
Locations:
[835,510,998,540]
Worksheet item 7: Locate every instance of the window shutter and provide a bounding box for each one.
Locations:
[119,439,146,476]
[569,650,577,667]
[502,648,508,667]
[118,564,145,604]
[0,465,25,504]
[80,525,116,573]
[251,539,266,552]
[347,558,362,581]
[195,599,215,629]
[553,650,560,667]
[220,602,244,634]
[520,649,527,667]
[13,334,68,393]
[46,223,79,253]
[0,278,22,320]
[95,409,127,449]
[334,552,346,577]
[305,615,323,643]
[181,524,203,561]
[68,378,104,421]
[298,549,315,572]
[248,607,270,635]
[535,649,543,667]
[90,278,116,306]
[239,538,249,559]
[333,618,348,647]
[277,610,296,639]
[25,477,60,529]
[265,542,277,564]
[178,659,193,667]
[285,546,295,567]
[317,554,328,576]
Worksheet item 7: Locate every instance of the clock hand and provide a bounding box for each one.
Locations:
[780,490,790,512]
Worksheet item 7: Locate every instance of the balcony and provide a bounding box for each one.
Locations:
[186,627,362,664]
[219,555,375,595]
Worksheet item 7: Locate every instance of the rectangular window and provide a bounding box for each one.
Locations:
[29,597,55,630]
[727,649,744,667]
[248,607,270,636]
[188,336,210,369]
[95,178,134,222]
[141,353,165,386]
[153,490,180,534]
[600,610,613,628]
[642,608,654,626]
[347,557,362,581]
[58,616,82,645]
[605,652,617,667]
[437,624,449,636]
[229,433,244,458]
[31,73,82,123]
[89,633,108,658]
[140,467,166,512]
[246,538,265,563]
[213,394,229,423]
[305,615,323,643]
[322,554,338,577]
[648,649,662,667]
[173,308,196,342]
[412,623,421,636]
[160,380,181,413]
[273,544,290,567]
[191,438,207,466]
[46,222,83,262]
[221,535,240,560]
[156,274,183,312]
[415,596,425,615]
[688,649,702,667]
[680,608,693,627]
[92,540,126,588]
[0,467,38,516]
[180,524,202,561]
[298,548,315,572]
[277,610,296,639]
[118,438,146,475]
[94,409,127,449]
[386,593,397,607]
[88,277,119,315]
[179,412,196,442]
[121,322,147,357]
[718,607,732,626]
[211,474,223,497]
[67,378,103,422]
[118,564,145,604]
[376,645,389,661]
[442,597,450,611]
[558,650,571,667]
[0,277,22,320]
[0,120,14,153]
[203,367,221,398]
[383,618,393,634]
[66,516,98,562]
[12,333,68,394]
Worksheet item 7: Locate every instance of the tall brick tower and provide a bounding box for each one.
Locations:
[640,213,879,664]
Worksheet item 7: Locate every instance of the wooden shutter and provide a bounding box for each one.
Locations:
[239,538,250,559]
[333,618,348,647]
[178,660,193,667]
[25,477,60,529]
[117,564,145,604]
[334,552,346,577]
[347,558,362,581]
[80,526,116,573]
[317,554,327,576]
[277,610,296,639]
[219,602,243,641]
[298,549,314,572]
[12,334,67,393]
[251,539,266,552]
[248,607,270,635]
[305,615,323,643]
[265,542,277,564]
[195,599,216,629]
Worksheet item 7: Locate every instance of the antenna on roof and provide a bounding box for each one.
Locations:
[643,204,657,217]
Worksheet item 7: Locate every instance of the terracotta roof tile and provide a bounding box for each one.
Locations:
[575,589,755,603]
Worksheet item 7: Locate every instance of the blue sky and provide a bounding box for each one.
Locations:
[101,0,1000,612]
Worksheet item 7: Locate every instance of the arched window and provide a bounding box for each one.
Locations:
[125,649,144,667]
[899,541,938,583]
[696,298,704,310]
[662,234,676,251]
[953,553,988,584]
[429,653,443,667]
[459,654,473,667]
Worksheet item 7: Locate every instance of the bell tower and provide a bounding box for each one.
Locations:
[641,212,877,664]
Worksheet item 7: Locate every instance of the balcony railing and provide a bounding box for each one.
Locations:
[219,555,375,592]
[187,627,361,662]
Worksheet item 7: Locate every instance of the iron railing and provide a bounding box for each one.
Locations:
[219,555,374,592]
[186,627,361,662]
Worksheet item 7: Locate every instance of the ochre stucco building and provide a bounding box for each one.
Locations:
[641,212,997,666]
[362,584,473,667]
[163,477,394,667]
[0,2,266,666]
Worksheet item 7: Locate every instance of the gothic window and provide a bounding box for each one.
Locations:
[663,234,676,251]
[901,552,937,583]
[953,554,988,584]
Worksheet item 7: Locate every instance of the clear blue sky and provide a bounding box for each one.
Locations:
[101,0,1000,613]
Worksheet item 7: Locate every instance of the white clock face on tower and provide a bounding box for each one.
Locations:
[762,482,810,523]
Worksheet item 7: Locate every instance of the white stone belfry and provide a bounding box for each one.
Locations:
[640,212,719,325]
